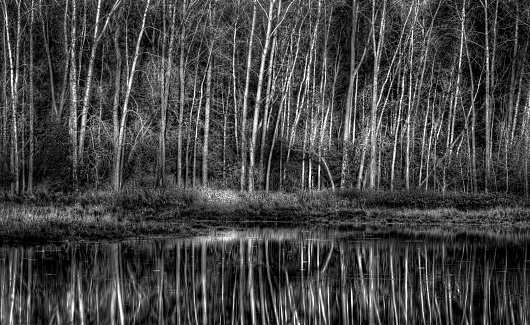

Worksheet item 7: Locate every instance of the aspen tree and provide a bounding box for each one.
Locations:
[202,1,214,187]
[1,20,6,163]
[2,0,22,194]
[38,0,58,119]
[317,7,332,190]
[259,0,281,189]
[156,0,177,188]
[265,37,297,191]
[231,2,240,158]
[78,0,120,165]
[405,2,420,190]
[368,0,387,189]
[249,0,276,192]
[340,0,358,189]
[240,1,257,191]
[185,49,201,187]
[481,0,499,192]
[192,59,207,187]
[177,0,194,187]
[68,0,79,188]
[112,0,150,191]
[505,2,520,192]
[111,26,122,192]
[28,0,35,193]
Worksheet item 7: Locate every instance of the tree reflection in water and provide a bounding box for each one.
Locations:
[0,229,529,324]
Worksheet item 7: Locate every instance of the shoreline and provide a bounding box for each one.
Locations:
[2,188,530,245]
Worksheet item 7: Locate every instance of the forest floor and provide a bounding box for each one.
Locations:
[1,188,530,245]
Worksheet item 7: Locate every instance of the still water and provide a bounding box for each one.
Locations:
[0,228,529,324]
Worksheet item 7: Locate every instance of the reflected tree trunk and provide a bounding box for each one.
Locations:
[201,241,207,325]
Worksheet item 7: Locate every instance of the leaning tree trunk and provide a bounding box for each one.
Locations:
[78,0,118,165]
[112,0,150,192]
[202,49,213,187]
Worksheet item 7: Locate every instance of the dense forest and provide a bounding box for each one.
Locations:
[1,0,529,194]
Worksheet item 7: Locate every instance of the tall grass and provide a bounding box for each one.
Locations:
[2,187,530,243]
[5,187,528,212]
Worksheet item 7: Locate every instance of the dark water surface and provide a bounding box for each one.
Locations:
[1,228,530,324]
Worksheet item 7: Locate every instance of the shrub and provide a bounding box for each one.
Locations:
[0,155,14,191]
[35,121,73,192]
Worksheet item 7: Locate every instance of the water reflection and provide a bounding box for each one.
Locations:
[0,229,529,324]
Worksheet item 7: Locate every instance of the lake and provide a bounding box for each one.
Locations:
[0,227,529,324]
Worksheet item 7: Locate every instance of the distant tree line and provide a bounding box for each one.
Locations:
[1,0,530,194]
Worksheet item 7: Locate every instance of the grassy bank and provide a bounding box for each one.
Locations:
[2,188,530,244]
